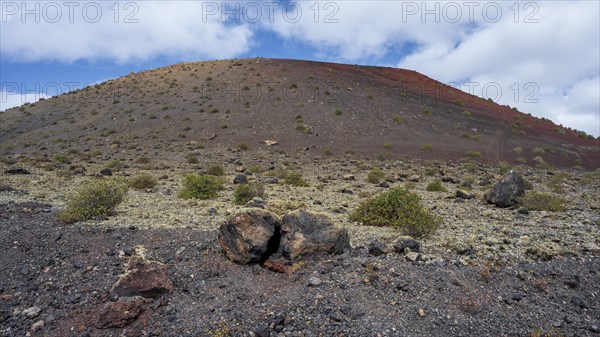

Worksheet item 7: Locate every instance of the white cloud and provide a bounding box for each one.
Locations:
[0,1,253,62]
[1,91,51,111]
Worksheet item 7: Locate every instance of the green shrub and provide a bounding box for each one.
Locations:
[462,110,472,118]
[128,174,157,190]
[283,172,309,187]
[497,161,510,175]
[349,187,441,238]
[425,180,448,192]
[58,179,128,224]
[367,168,386,184]
[513,146,523,155]
[383,142,393,150]
[206,164,225,176]
[466,151,482,159]
[335,109,343,116]
[393,115,403,124]
[422,106,432,115]
[53,153,71,164]
[233,183,264,205]
[178,174,224,199]
[453,99,465,106]
[518,192,566,212]
[237,143,249,151]
[420,144,433,152]
[135,156,151,164]
[105,159,125,171]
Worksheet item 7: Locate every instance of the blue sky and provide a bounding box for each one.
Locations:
[1,0,599,136]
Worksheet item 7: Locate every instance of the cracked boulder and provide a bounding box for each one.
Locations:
[486,170,525,208]
[218,208,281,264]
[218,209,350,269]
[110,256,173,299]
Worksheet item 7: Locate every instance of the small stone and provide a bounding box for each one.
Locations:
[368,241,387,257]
[405,252,420,263]
[408,175,420,182]
[378,182,389,188]
[342,174,355,181]
[571,296,587,308]
[31,320,44,332]
[307,276,322,287]
[511,292,524,301]
[99,168,113,176]
[517,207,529,215]
[340,188,353,194]
[330,312,343,322]
[233,174,247,185]
[418,308,425,317]
[23,306,41,319]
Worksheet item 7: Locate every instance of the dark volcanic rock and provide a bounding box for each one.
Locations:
[218,209,281,264]
[368,241,387,256]
[393,237,421,253]
[486,170,525,208]
[277,210,351,261]
[233,174,247,185]
[110,256,173,299]
[5,167,30,175]
[95,296,150,329]
[99,168,113,176]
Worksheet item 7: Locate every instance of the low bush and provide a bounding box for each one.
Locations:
[233,182,264,205]
[128,174,157,190]
[425,180,448,192]
[206,164,225,176]
[518,192,566,212]
[58,179,128,224]
[349,187,441,238]
[283,172,309,187]
[367,168,386,184]
[105,159,126,171]
[420,144,433,152]
[178,174,224,199]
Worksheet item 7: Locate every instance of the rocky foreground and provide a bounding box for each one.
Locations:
[1,156,599,336]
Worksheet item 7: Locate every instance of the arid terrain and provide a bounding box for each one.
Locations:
[1,59,599,337]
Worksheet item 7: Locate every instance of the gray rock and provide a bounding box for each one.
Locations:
[218,209,281,264]
[233,174,247,185]
[486,171,525,208]
[455,190,474,200]
[393,237,421,253]
[368,241,387,256]
[99,168,113,176]
[5,167,30,175]
[262,177,279,184]
[22,307,41,319]
[307,276,322,287]
[278,210,351,261]
[244,197,266,209]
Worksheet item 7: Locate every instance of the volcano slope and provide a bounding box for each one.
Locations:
[0,58,598,168]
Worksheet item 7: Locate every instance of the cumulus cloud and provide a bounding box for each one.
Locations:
[0,1,253,62]
[0,91,51,111]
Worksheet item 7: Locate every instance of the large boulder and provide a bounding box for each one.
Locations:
[110,256,173,299]
[486,170,525,208]
[218,208,281,264]
[277,210,351,261]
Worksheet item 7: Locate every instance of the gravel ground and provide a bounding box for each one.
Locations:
[1,155,599,336]
[0,200,599,337]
